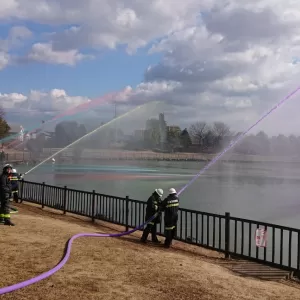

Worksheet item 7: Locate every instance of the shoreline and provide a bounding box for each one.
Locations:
[3,148,300,164]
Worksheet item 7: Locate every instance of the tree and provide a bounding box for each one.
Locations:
[0,107,10,139]
[167,126,181,148]
[180,128,192,149]
[212,122,231,150]
[202,129,215,150]
[254,131,270,155]
[189,122,208,146]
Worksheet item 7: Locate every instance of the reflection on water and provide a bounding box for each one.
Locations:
[16,160,300,228]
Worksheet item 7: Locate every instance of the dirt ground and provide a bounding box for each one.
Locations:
[1,204,300,300]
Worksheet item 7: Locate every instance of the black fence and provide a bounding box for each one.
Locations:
[19,180,300,275]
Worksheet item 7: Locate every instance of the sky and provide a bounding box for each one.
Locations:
[1,0,300,136]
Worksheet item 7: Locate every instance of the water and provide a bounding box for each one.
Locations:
[17,159,300,229]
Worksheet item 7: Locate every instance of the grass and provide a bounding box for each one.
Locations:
[1,204,300,300]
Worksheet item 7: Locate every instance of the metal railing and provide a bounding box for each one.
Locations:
[18,180,300,274]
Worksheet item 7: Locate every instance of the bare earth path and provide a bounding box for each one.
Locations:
[0,204,299,300]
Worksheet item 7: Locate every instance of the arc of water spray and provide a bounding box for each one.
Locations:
[1,85,300,295]
[1,91,118,146]
[178,86,300,195]
[24,101,159,175]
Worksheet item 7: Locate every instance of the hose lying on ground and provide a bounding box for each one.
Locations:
[0,213,158,295]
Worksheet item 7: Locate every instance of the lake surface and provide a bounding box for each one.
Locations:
[16,159,300,229]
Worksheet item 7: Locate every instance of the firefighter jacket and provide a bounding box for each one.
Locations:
[145,193,162,224]
[0,173,12,200]
[160,193,179,224]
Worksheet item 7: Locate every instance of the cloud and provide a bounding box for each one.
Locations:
[0,51,10,70]
[0,25,32,68]
[1,1,300,135]
[132,2,300,134]
[1,89,90,112]
[23,43,93,66]
[0,0,202,53]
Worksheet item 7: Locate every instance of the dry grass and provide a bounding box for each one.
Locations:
[0,204,299,300]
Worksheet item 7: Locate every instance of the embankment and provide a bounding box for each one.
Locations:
[6,148,300,164]
[1,203,300,300]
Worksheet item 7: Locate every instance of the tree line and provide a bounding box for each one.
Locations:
[2,109,300,157]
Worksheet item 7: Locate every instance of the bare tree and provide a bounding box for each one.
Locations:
[213,122,231,138]
[0,106,10,139]
[212,122,231,150]
[189,122,208,146]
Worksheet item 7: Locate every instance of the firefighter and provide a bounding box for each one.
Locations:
[10,168,23,203]
[140,188,164,243]
[160,188,179,248]
[0,164,14,226]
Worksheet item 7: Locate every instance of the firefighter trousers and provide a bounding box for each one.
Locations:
[141,222,159,242]
[164,217,178,247]
[0,196,11,221]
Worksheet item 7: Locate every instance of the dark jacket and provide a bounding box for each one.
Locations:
[161,193,179,224]
[0,173,12,200]
[145,193,162,223]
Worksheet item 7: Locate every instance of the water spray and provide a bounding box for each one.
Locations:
[1,91,118,146]
[1,85,300,295]
[24,101,159,176]
[177,85,300,195]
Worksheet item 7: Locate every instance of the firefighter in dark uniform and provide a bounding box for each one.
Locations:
[161,188,179,248]
[0,164,15,226]
[10,168,23,203]
[140,188,164,243]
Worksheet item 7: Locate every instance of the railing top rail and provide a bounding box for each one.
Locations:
[230,216,300,233]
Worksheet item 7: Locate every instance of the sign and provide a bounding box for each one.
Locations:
[255,228,267,247]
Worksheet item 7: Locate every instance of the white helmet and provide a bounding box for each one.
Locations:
[169,188,177,194]
[155,188,163,197]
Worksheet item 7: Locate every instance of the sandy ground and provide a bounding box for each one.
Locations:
[1,204,300,300]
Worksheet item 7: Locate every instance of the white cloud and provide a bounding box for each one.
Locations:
[0,51,10,70]
[25,43,92,65]
[1,89,90,112]
[1,1,300,135]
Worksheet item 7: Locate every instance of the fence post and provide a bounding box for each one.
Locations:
[41,182,45,209]
[92,190,95,222]
[19,179,24,203]
[63,186,67,214]
[125,196,129,231]
[225,212,230,259]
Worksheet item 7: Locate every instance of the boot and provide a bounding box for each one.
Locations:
[140,228,150,243]
[4,219,15,226]
[0,218,4,224]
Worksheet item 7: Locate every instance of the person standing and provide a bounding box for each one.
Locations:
[0,164,15,226]
[140,188,164,243]
[10,168,23,203]
[160,188,179,248]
